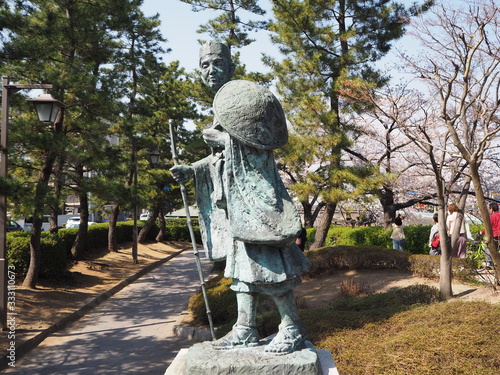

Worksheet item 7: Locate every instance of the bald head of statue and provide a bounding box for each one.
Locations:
[199,41,235,92]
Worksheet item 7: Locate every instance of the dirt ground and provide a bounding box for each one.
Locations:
[294,268,500,308]
[2,242,499,353]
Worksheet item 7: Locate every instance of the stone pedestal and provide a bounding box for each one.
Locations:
[165,337,339,375]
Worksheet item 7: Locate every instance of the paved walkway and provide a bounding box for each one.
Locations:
[5,250,213,375]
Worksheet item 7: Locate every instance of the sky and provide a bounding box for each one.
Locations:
[140,0,277,75]
[140,0,424,86]
[138,0,425,135]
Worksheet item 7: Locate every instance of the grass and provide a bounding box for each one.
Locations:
[319,301,500,374]
[187,246,500,374]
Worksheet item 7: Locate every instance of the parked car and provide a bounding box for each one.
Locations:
[65,221,97,229]
[65,217,81,228]
[23,215,51,232]
[139,213,151,221]
[6,220,23,232]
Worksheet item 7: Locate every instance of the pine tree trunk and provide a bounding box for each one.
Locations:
[155,208,166,242]
[108,204,120,252]
[138,205,160,243]
[309,202,336,250]
[70,163,88,260]
[71,187,89,259]
[301,201,314,228]
[23,152,57,288]
[49,155,65,233]
[23,218,43,289]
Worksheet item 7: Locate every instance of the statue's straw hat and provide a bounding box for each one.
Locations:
[213,80,288,150]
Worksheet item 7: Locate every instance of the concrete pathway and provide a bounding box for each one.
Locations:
[5,250,213,375]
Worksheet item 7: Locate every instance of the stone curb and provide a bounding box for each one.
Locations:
[0,248,186,371]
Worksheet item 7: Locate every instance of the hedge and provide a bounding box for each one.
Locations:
[9,220,481,281]
[305,224,482,255]
[6,231,67,279]
[6,220,201,280]
[322,225,430,254]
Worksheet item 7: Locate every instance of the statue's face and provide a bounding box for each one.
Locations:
[200,53,232,91]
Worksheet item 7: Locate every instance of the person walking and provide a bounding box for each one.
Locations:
[295,227,307,252]
[480,202,500,240]
[480,202,500,265]
[390,216,405,251]
[429,213,441,255]
[446,203,467,258]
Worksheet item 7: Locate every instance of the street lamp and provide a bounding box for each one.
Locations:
[1,76,64,329]
[149,149,160,166]
[26,92,64,123]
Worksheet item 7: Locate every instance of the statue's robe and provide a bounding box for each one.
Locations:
[193,138,310,294]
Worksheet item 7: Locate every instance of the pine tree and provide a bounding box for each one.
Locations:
[1,0,123,286]
[267,0,433,248]
[181,0,267,50]
[0,0,172,284]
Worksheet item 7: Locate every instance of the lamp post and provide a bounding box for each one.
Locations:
[132,143,139,264]
[1,76,64,329]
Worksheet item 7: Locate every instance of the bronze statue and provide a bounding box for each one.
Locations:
[171,43,310,355]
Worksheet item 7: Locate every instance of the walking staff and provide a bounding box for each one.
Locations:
[169,119,216,341]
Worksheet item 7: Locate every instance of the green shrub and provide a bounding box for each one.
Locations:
[165,225,201,243]
[403,225,434,254]
[165,217,199,227]
[6,233,30,276]
[187,274,236,326]
[115,220,138,243]
[469,224,482,238]
[305,227,316,249]
[53,227,78,256]
[305,227,316,243]
[324,226,390,247]
[322,225,433,254]
[39,234,67,278]
[86,223,110,250]
[165,225,191,242]
[466,239,485,269]
[6,232,67,278]
[7,220,201,281]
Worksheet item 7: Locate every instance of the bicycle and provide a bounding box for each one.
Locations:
[466,236,498,288]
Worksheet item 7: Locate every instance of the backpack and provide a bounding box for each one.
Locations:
[431,233,440,248]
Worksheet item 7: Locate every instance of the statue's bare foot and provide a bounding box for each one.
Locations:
[212,324,259,350]
[265,324,306,355]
